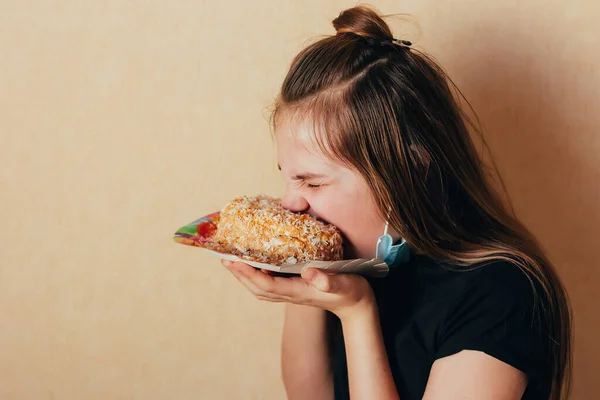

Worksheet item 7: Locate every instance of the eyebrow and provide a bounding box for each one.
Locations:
[278,164,326,181]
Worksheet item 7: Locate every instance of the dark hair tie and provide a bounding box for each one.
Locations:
[394,39,412,47]
[386,38,412,47]
[362,35,412,49]
[338,31,412,49]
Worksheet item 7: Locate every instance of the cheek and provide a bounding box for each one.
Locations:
[309,186,382,239]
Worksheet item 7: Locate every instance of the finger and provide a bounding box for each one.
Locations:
[227,266,266,295]
[256,295,286,302]
[223,261,266,293]
[267,271,293,278]
[259,269,288,277]
[221,259,237,268]
[301,268,337,293]
[232,262,309,299]
[229,263,292,301]
[231,263,284,294]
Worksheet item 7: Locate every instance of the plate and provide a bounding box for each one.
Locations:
[173,212,390,277]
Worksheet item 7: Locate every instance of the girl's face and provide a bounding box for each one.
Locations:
[275,115,390,259]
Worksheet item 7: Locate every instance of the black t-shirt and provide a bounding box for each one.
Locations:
[329,253,552,399]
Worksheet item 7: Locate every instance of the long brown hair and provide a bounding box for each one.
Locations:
[270,5,571,399]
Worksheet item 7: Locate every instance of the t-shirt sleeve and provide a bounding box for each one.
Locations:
[435,262,549,380]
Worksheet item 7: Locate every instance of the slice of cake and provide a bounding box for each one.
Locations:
[211,195,343,266]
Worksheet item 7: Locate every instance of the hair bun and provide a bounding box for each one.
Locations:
[332,5,393,41]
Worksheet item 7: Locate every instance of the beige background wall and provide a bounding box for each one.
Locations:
[1,1,598,399]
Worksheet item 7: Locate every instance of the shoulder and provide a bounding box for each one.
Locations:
[406,255,537,309]
[433,259,550,380]
[449,259,536,306]
[374,255,537,314]
[376,255,551,394]
[436,259,539,338]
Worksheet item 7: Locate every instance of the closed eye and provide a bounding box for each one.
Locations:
[292,180,323,190]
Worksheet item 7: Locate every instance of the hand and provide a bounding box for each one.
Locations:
[221,260,376,321]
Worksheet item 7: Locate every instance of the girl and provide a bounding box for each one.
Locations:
[221,5,571,400]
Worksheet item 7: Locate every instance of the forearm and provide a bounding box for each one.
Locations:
[340,303,400,400]
[281,303,334,400]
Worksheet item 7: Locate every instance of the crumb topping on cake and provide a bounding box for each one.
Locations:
[210,195,343,265]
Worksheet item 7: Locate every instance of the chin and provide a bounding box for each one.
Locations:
[342,239,369,260]
[331,226,376,260]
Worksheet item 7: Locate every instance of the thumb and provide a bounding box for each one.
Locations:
[301,268,335,293]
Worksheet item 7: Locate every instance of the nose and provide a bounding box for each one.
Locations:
[281,188,309,213]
